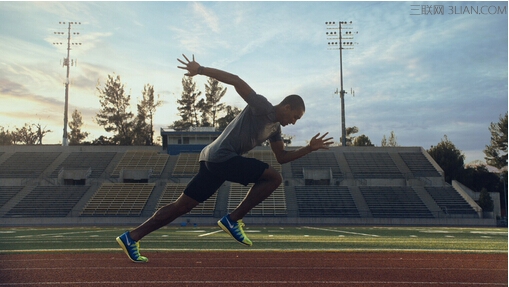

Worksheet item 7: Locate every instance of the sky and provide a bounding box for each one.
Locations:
[0,1,507,164]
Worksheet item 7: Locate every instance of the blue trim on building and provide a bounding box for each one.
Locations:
[161,128,221,155]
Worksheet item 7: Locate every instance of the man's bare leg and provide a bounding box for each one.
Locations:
[129,193,199,241]
[229,166,282,221]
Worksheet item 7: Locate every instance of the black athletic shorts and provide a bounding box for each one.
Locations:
[183,156,269,203]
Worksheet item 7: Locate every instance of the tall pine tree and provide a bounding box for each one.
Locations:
[68,109,89,145]
[134,84,161,145]
[484,112,508,170]
[198,78,227,128]
[96,74,134,145]
[173,76,201,131]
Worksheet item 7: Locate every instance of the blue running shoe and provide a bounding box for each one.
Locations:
[217,215,252,246]
[116,231,148,263]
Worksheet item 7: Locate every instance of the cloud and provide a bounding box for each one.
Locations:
[31,2,91,18]
[0,78,62,109]
[192,2,220,33]
[0,78,28,95]
[70,62,106,91]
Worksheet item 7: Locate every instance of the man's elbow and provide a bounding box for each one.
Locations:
[276,156,290,165]
[229,74,242,86]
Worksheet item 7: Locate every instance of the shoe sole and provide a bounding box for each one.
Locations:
[217,221,252,246]
[115,236,148,263]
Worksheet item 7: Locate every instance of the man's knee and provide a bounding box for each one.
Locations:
[260,166,283,188]
[175,194,200,213]
[155,194,198,219]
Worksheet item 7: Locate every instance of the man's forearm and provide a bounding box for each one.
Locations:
[199,66,238,85]
[199,66,253,99]
[276,145,313,164]
[178,55,254,99]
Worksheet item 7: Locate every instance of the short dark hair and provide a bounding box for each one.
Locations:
[280,94,305,111]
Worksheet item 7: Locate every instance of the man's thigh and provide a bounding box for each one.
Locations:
[183,162,225,203]
[205,156,269,186]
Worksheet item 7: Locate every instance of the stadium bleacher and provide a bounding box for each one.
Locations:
[295,186,360,217]
[425,186,478,217]
[291,151,341,178]
[344,152,403,179]
[50,152,117,178]
[111,150,169,177]
[172,153,200,177]
[0,152,61,178]
[228,183,287,216]
[0,186,23,207]
[399,152,441,177]
[80,183,154,216]
[359,186,434,218]
[0,145,491,226]
[4,186,89,217]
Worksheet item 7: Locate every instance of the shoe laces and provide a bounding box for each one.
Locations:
[235,220,247,238]
[129,241,142,258]
[238,220,245,229]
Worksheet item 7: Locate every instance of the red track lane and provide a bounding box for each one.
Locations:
[0,252,507,286]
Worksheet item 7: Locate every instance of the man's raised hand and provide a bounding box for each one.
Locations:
[309,132,334,151]
[177,54,200,77]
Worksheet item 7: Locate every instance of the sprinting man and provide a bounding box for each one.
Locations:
[116,54,333,262]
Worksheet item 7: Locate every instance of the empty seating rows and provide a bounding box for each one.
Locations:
[399,152,441,177]
[172,153,200,177]
[157,183,217,216]
[295,186,360,217]
[345,152,403,179]
[4,186,89,217]
[425,186,478,216]
[0,152,61,178]
[228,183,287,216]
[111,151,169,177]
[0,186,23,207]
[50,152,117,178]
[291,152,342,178]
[0,147,483,221]
[360,186,434,218]
[81,183,154,216]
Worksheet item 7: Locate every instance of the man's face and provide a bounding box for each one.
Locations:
[280,106,305,127]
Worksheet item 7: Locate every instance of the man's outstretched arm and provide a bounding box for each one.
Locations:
[177,54,254,101]
[270,132,334,164]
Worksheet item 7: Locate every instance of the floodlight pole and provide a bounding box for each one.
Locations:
[338,22,346,147]
[53,21,82,146]
[326,21,357,146]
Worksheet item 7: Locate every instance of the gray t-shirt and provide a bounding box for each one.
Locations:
[199,91,282,163]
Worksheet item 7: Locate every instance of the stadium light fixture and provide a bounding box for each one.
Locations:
[325,20,358,146]
[52,21,83,146]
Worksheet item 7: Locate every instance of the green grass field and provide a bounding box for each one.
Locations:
[0,226,506,254]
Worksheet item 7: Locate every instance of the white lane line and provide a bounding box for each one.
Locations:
[303,226,380,237]
[198,230,223,237]
[15,229,117,238]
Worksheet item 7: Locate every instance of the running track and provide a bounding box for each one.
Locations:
[0,252,507,286]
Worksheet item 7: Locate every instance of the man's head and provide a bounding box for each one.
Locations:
[276,94,305,126]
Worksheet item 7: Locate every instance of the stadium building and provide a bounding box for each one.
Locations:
[0,128,501,227]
